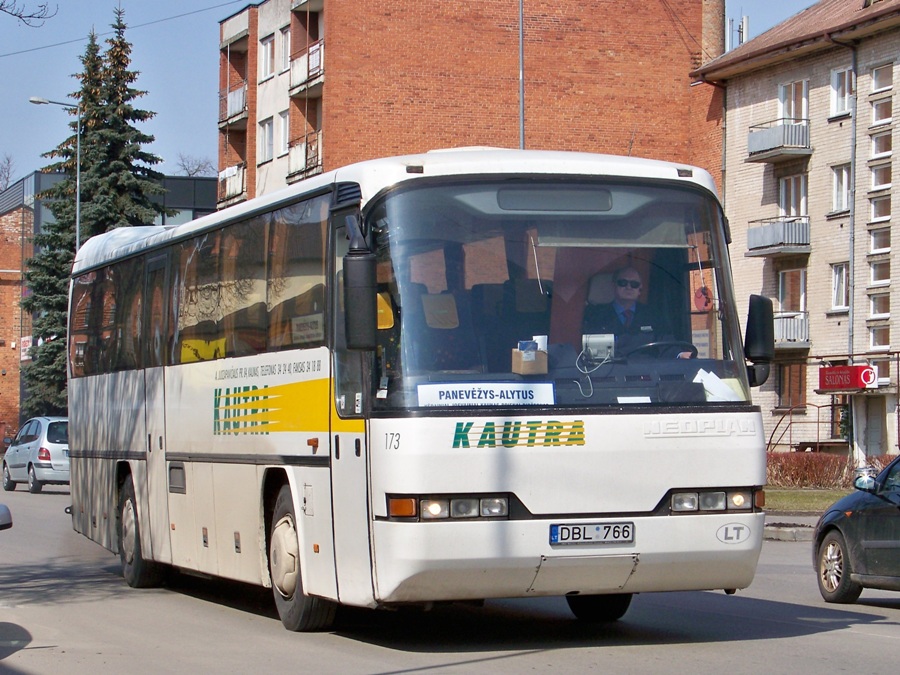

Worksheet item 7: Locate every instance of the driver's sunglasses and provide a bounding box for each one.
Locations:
[616,279,641,289]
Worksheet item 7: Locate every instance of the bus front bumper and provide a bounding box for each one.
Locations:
[371,512,764,604]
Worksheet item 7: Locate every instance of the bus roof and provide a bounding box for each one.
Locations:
[72,148,719,275]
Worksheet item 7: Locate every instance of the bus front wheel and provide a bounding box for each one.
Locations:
[118,475,163,588]
[566,593,633,622]
[269,484,336,631]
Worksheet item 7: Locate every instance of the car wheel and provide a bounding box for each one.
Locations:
[2,463,15,491]
[118,475,163,588]
[269,484,337,631]
[566,593,633,622]
[27,465,43,494]
[817,530,863,604]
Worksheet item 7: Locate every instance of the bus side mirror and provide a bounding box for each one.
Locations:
[343,252,377,350]
[744,294,774,387]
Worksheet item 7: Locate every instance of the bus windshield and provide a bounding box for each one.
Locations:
[369,176,750,410]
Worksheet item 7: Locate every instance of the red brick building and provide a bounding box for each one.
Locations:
[218,0,726,206]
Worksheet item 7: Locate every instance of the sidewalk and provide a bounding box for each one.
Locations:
[764,512,819,542]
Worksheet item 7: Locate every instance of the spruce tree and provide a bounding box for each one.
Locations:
[22,9,168,416]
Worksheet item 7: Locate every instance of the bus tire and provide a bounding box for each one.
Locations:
[566,593,632,622]
[270,484,336,631]
[118,475,163,588]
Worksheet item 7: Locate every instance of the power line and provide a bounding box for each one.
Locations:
[0,0,244,59]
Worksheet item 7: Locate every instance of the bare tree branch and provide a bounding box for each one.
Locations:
[1,1,56,27]
[0,154,14,190]
[176,153,216,177]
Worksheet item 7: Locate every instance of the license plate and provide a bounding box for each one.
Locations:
[550,522,634,545]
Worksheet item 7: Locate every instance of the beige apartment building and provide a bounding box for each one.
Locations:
[694,0,900,461]
[217,0,728,206]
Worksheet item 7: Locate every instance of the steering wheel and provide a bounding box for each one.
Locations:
[624,341,698,359]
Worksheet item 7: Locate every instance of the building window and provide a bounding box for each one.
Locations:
[871,227,891,253]
[780,174,807,217]
[258,117,274,163]
[870,293,890,318]
[831,263,849,310]
[872,63,893,92]
[869,357,891,385]
[780,80,808,121]
[872,98,892,125]
[833,164,851,212]
[260,34,275,80]
[871,163,892,190]
[870,325,890,350]
[280,27,291,72]
[778,268,806,313]
[777,362,806,410]
[831,67,854,116]
[277,110,289,157]
[872,130,892,157]
[871,195,891,221]
[870,260,890,285]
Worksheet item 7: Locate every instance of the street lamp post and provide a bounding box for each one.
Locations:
[29,96,81,250]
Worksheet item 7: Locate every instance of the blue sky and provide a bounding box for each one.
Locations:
[1,0,815,185]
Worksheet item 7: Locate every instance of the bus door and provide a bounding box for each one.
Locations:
[328,219,375,605]
[142,252,172,564]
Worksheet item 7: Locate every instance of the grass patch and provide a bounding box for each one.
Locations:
[765,488,851,513]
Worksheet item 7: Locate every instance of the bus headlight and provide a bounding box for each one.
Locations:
[671,489,757,513]
[672,492,698,511]
[388,494,510,521]
[480,497,508,517]
[420,499,449,519]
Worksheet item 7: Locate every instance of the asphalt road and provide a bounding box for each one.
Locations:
[1,485,898,674]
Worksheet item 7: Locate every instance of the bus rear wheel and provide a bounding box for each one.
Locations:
[269,484,336,631]
[566,593,633,622]
[118,475,163,588]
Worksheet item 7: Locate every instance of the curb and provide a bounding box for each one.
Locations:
[764,523,814,542]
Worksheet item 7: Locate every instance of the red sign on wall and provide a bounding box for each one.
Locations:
[818,365,878,391]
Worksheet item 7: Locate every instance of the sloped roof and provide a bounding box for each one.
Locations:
[693,0,900,81]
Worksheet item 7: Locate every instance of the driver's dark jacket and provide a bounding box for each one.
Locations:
[582,302,670,356]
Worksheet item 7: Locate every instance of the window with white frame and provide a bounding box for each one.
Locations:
[780,80,808,122]
[870,293,890,318]
[831,67,854,116]
[778,268,806,313]
[872,163,892,190]
[870,325,890,350]
[831,263,849,310]
[871,194,891,221]
[833,164,851,212]
[870,259,890,285]
[260,34,275,80]
[277,110,289,157]
[280,27,291,72]
[871,227,891,253]
[869,357,891,385]
[872,98,892,125]
[872,130,892,157]
[258,117,274,163]
[872,63,893,92]
[780,174,807,218]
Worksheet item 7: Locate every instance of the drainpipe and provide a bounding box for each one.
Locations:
[827,34,860,462]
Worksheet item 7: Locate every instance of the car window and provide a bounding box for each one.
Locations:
[884,463,900,491]
[47,422,68,444]
[15,420,38,444]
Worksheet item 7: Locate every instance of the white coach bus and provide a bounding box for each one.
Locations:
[67,148,774,631]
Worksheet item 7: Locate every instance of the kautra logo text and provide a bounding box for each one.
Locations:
[452,420,585,448]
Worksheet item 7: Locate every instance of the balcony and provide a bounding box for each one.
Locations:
[746,118,811,163]
[289,40,324,98]
[286,131,323,182]
[774,311,810,349]
[219,82,248,128]
[218,163,246,205]
[745,216,811,257]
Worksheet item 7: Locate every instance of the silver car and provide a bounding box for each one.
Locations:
[2,417,69,493]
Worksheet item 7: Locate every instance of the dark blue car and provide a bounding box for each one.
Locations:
[813,455,900,603]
